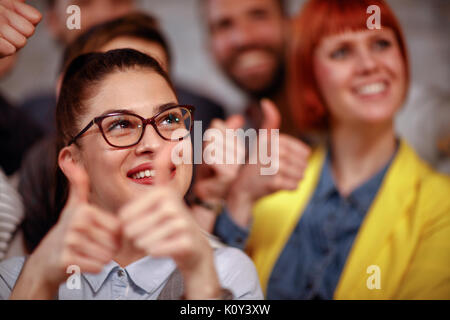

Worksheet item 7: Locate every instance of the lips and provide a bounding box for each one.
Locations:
[126,163,176,185]
[352,80,389,99]
[235,50,272,70]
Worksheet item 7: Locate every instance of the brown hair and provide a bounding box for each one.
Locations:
[60,12,171,75]
[57,48,174,147]
[289,0,409,132]
[21,49,174,253]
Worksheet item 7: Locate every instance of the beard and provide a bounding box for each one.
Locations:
[222,44,286,99]
[222,45,286,99]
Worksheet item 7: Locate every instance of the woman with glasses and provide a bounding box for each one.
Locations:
[0,49,263,300]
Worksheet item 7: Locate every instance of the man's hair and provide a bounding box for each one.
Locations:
[200,0,288,18]
[46,0,56,9]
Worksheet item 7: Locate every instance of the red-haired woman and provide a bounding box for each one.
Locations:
[212,0,450,299]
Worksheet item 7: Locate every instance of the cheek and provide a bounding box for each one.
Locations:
[314,59,344,101]
[385,51,407,89]
[170,141,193,194]
[211,35,232,62]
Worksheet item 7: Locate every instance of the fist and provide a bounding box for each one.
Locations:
[0,0,41,57]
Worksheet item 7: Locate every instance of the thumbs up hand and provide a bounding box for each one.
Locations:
[0,0,42,58]
[119,147,221,299]
[193,114,245,206]
[26,156,121,291]
[225,99,311,228]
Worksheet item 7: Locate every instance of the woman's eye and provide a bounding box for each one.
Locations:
[161,113,181,125]
[108,119,132,131]
[330,46,350,60]
[373,39,391,51]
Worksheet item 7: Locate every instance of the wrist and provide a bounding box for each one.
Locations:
[181,251,221,300]
[226,185,254,228]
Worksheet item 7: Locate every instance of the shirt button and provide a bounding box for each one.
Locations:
[118,269,125,277]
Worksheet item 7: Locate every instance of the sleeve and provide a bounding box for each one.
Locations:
[213,207,251,250]
[0,169,24,261]
[214,247,264,300]
[0,256,26,300]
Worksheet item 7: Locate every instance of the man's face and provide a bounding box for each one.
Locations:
[206,0,287,97]
[48,0,135,44]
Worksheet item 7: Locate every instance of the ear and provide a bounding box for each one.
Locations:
[58,145,84,183]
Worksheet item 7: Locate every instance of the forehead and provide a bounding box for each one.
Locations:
[318,28,396,47]
[206,0,281,22]
[85,69,177,119]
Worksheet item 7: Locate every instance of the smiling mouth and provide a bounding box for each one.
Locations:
[353,81,389,97]
[233,49,273,72]
[127,166,176,185]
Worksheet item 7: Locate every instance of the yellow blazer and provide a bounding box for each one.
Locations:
[247,140,450,299]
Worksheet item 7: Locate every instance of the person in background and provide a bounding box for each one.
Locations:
[0,168,24,261]
[202,0,296,135]
[192,0,311,230]
[19,0,136,136]
[210,0,450,299]
[0,0,43,176]
[21,1,225,137]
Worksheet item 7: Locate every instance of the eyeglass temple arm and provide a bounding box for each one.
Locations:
[67,120,96,146]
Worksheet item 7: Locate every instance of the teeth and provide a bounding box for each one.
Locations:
[356,82,386,95]
[236,50,270,69]
[132,169,156,179]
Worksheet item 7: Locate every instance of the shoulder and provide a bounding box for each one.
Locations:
[213,247,263,300]
[0,256,26,299]
[400,142,450,219]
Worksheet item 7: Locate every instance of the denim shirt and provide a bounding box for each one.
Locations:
[214,147,397,299]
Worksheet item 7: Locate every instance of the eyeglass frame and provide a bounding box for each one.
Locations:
[67,105,195,148]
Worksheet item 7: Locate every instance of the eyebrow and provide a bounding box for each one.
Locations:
[100,102,179,117]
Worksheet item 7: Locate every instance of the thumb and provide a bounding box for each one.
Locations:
[225,114,245,130]
[260,98,281,130]
[66,161,90,205]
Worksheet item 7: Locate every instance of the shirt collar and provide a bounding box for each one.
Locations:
[82,260,119,293]
[315,150,338,200]
[124,256,176,294]
[82,256,176,294]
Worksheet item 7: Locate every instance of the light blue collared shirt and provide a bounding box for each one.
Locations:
[0,246,263,300]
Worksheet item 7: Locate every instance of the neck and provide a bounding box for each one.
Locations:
[329,120,396,196]
[113,237,147,268]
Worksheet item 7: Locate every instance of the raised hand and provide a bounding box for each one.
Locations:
[226,99,311,228]
[11,160,121,299]
[193,114,245,203]
[0,0,41,58]
[119,147,221,299]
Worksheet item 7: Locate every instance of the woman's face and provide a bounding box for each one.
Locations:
[313,28,406,128]
[72,70,192,213]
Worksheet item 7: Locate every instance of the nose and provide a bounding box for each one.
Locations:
[230,19,257,48]
[134,123,163,155]
[355,46,378,75]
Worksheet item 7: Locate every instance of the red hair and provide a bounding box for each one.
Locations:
[289,0,409,132]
